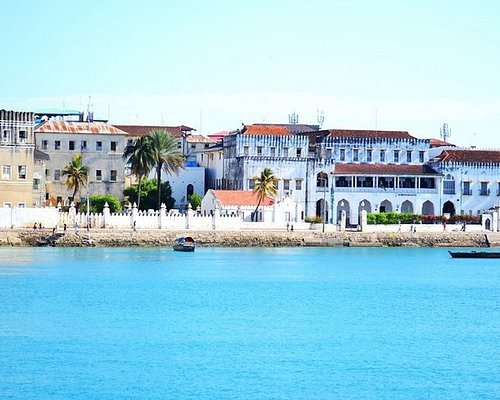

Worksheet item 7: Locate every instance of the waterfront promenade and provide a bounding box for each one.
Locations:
[1,228,498,248]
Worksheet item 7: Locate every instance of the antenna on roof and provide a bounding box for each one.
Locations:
[288,112,299,125]
[317,109,324,127]
[440,123,451,142]
[87,95,94,122]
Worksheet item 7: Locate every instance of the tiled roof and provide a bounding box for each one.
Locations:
[327,129,416,140]
[36,121,128,135]
[188,134,215,144]
[212,190,274,207]
[253,123,319,134]
[113,125,195,138]
[334,163,440,176]
[242,125,293,136]
[429,138,455,147]
[435,149,500,164]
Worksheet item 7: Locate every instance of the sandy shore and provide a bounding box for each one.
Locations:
[1,228,498,248]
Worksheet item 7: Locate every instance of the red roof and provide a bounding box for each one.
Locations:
[429,138,455,147]
[36,121,128,135]
[327,129,416,140]
[334,163,440,176]
[113,125,195,138]
[435,149,500,164]
[212,190,274,207]
[242,125,293,136]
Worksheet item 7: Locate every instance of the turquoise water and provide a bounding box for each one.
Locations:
[0,247,499,399]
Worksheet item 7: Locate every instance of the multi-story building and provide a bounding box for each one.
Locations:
[429,149,500,217]
[35,120,129,205]
[221,124,443,225]
[0,110,36,207]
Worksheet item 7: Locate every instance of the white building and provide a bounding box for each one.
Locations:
[35,120,129,204]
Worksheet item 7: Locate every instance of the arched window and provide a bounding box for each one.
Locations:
[186,184,194,198]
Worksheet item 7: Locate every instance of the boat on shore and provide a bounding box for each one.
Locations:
[448,250,500,259]
[173,236,195,252]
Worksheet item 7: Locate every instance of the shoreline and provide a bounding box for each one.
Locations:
[1,229,498,248]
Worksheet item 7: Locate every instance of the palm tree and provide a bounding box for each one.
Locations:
[122,136,155,209]
[148,128,184,210]
[251,167,279,221]
[62,154,90,205]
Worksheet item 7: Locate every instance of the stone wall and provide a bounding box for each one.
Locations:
[2,229,498,248]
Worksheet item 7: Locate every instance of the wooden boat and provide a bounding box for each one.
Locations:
[173,236,195,252]
[449,250,500,259]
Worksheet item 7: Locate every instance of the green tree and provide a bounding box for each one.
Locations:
[124,178,176,211]
[187,193,203,209]
[122,136,155,209]
[80,194,122,213]
[62,154,90,205]
[251,167,279,222]
[148,129,184,210]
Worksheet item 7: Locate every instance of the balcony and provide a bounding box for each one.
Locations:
[479,189,490,196]
[463,189,472,196]
[334,186,437,194]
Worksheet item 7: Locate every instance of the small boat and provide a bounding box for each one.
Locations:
[449,250,500,259]
[173,236,195,252]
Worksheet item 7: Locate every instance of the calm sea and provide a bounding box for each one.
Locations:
[0,246,499,400]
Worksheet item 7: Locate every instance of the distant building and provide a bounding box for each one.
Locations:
[35,120,129,205]
[0,110,35,207]
[114,124,214,208]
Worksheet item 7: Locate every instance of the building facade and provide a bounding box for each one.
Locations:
[0,110,36,207]
[221,124,444,225]
[35,120,129,205]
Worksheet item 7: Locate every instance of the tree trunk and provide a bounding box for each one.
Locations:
[137,176,142,210]
[156,163,162,210]
[252,199,262,222]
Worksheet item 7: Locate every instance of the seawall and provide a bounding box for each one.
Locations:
[1,229,498,248]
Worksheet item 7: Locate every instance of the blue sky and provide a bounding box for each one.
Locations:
[1,0,499,147]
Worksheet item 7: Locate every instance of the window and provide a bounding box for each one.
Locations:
[2,165,12,179]
[443,177,455,194]
[54,169,61,181]
[296,148,302,158]
[283,179,290,191]
[18,165,27,179]
[190,143,196,149]
[81,140,87,151]
[367,149,372,162]
[249,179,255,190]
[96,141,102,151]
[2,129,11,142]
[406,150,412,163]
[33,178,40,190]
[257,146,263,156]
[295,179,302,190]
[111,141,117,151]
[18,130,27,143]
[380,150,386,162]
[497,182,500,196]
[55,140,61,150]
[3,202,12,208]
[462,181,471,195]
[110,170,117,181]
[209,153,214,161]
[45,169,49,177]
[353,149,359,162]
[204,143,209,148]
[270,147,276,157]
[283,147,289,158]
[419,151,425,163]
[394,150,399,163]
[96,170,102,181]
[41,140,48,149]
[17,203,26,208]
[244,146,249,156]
[340,148,345,162]
[326,148,332,159]
[69,141,75,150]
[480,182,489,196]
